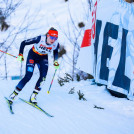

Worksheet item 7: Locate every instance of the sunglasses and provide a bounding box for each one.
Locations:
[49,36,58,40]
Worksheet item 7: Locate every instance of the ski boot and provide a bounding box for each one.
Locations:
[8,90,19,104]
[30,91,38,105]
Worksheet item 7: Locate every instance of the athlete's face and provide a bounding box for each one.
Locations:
[47,35,57,44]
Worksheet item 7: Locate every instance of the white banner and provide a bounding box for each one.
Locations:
[95,0,134,100]
[77,0,134,100]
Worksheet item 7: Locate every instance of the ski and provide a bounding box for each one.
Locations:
[5,97,14,114]
[19,98,54,117]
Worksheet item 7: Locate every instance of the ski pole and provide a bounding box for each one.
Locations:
[0,49,17,58]
[47,69,57,94]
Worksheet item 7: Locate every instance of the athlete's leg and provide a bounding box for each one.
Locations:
[9,49,35,102]
[16,50,35,91]
[35,57,48,90]
[30,56,48,105]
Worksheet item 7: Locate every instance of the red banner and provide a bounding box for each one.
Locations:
[81,29,92,48]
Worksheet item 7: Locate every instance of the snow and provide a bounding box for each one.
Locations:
[0,0,134,134]
[0,74,134,134]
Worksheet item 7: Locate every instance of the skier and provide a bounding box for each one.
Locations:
[8,27,60,105]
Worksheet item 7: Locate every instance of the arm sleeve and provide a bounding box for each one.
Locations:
[53,43,60,61]
[19,36,41,54]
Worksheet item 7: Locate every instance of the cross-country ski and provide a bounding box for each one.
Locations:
[19,98,54,117]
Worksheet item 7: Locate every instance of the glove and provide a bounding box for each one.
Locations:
[17,53,24,62]
[54,60,59,69]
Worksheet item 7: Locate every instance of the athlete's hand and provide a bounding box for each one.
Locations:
[17,53,24,62]
[54,60,59,69]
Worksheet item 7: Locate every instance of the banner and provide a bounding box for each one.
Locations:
[77,0,134,100]
[94,0,134,100]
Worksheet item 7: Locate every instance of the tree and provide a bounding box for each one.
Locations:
[55,0,93,80]
[0,0,43,79]
[0,0,22,31]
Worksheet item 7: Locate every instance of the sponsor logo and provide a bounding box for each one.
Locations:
[39,44,52,50]
[29,59,34,64]
[27,67,34,72]
[39,44,52,53]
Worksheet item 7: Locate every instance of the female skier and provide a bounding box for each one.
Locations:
[8,27,60,105]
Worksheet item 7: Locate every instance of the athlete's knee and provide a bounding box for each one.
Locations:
[23,76,30,82]
[40,76,46,83]
[39,76,46,83]
[35,76,46,88]
[23,72,33,82]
